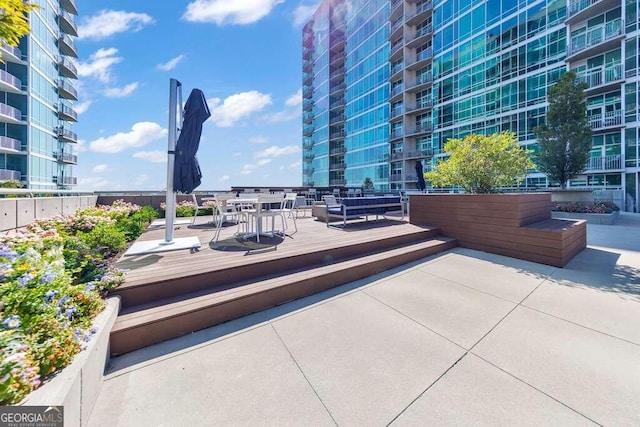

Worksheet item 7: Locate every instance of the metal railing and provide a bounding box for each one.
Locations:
[409,0,433,20]
[568,19,623,57]
[55,176,77,185]
[568,0,603,17]
[411,24,433,42]
[0,135,22,151]
[585,154,622,171]
[59,10,78,35]
[577,64,623,89]
[58,34,78,56]
[58,103,78,121]
[58,56,78,77]
[1,42,23,60]
[58,80,78,99]
[60,0,78,14]
[329,162,346,170]
[391,19,403,34]
[390,85,404,97]
[329,131,346,139]
[0,169,21,181]
[329,146,346,155]
[390,128,404,139]
[329,179,346,186]
[329,114,345,124]
[57,127,78,142]
[55,152,78,164]
[588,110,623,129]
[0,102,23,121]
[409,48,433,66]
[0,69,21,90]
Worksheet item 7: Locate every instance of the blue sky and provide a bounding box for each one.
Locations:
[73,0,319,191]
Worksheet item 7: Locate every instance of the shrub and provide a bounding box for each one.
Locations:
[551,201,619,214]
[77,222,127,258]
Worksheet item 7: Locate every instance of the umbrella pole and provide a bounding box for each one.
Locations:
[164,78,182,244]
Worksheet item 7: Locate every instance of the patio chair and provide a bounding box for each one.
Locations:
[191,194,213,225]
[211,194,242,242]
[271,193,299,235]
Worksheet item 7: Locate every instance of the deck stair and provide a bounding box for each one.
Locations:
[109,225,455,355]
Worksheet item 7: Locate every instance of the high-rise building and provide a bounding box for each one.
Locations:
[302,0,640,212]
[0,0,79,190]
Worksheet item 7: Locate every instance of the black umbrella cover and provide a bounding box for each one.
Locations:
[173,88,211,193]
[415,161,426,191]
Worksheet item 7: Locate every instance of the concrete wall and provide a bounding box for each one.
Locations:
[0,196,98,231]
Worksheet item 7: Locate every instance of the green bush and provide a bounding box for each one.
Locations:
[78,222,127,258]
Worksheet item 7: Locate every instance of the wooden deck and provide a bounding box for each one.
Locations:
[110,214,456,355]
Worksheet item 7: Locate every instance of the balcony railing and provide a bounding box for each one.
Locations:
[408,0,434,21]
[390,85,404,97]
[0,169,21,181]
[55,152,78,164]
[329,146,346,155]
[0,42,24,62]
[0,69,22,91]
[60,0,78,15]
[0,136,22,151]
[58,103,78,121]
[330,52,345,64]
[330,82,346,94]
[390,128,404,139]
[58,34,78,58]
[407,98,433,112]
[588,110,623,129]
[391,63,403,76]
[390,173,418,183]
[57,127,78,143]
[391,19,403,34]
[567,19,623,57]
[391,38,404,54]
[408,48,433,67]
[410,24,433,42]
[329,131,346,140]
[408,122,433,134]
[329,162,346,170]
[329,179,346,186]
[55,176,77,185]
[58,10,78,36]
[584,154,622,171]
[329,114,345,124]
[58,56,78,79]
[577,64,623,90]
[304,153,315,162]
[0,103,24,122]
[58,80,78,100]
[303,141,314,150]
[391,108,403,119]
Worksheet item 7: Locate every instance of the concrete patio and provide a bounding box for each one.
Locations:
[88,214,640,426]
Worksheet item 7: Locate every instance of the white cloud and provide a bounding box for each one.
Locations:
[293,2,320,27]
[240,164,256,175]
[257,159,272,166]
[249,136,269,144]
[92,164,111,173]
[90,122,167,153]
[78,10,154,40]
[219,175,230,182]
[77,176,111,190]
[77,48,122,83]
[132,150,166,163]
[183,0,284,25]
[289,161,302,169]
[208,91,272,127]
[157,55,186,71]
[74,100,92,114]
[285,88,303,107]
[254,145,300,158]
[103,82,138,98]
[75,140,87,153]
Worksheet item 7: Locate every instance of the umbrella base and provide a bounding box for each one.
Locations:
[124,237,201,256]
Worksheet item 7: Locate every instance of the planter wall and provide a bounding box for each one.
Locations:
[552,210,619,225]
[21,297,120,427]
[409,193,587,267]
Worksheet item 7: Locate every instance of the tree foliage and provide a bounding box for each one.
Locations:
[0,0,37,57]
[424,132,534,193]
[534,71,592,189]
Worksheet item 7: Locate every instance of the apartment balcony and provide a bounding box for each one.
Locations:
[303,167,315,175]
[303,140,314,150]
[330,34,345,52]
[329,146,346,155]
[0,69,23,94]
[330,82,346,95]
[329,114,345,125]
[390,128,404,141]
[0,136,23,153]
[330,178,346,186]
[57,127,78,143]
[589,110,623,131]
[303,60,313,73]
[406,98,434,114]
[406,48,433,70]
[303,31,313,47]
[403,150,427,160]
[406,122,433,136]
[303,46,313,60]
[303,99,314,110]
[58,34,78,58]
[390,173,418,183]
[390,62,404,81]
[329,99,345,110]
[577,64,623,95]
[302,86,314,99]
[330,52,345,66]
[329,131,346,141]
[566,0,619,25]
[0,169,21,181]
[584,154,622,172]
[566,19,624,62]
[406,1,434,26]
[406,74,433,92]
[58,56,78,79]
[390,38,405,61]
[303,74,313,86]
[55,152,78,164]
[0,42,25,63]
[390,0,404,21]
[390,18,404,41]
[390,107,404,122]
[60,0,78,15]
[0,103,25,124]
[58,80,78,100]
[329,69,345,83]
[389,85,404,103]
[303,125,314,137]
[303,112,314,125]
[329,162,346,171]
[58,103,78,122]
[406,24,434,48]
[303,153,315,163]
[55,175,77,186]
[58,10,78,36]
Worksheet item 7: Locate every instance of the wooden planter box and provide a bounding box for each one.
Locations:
[552,210,619,225]
[409,193,586,267]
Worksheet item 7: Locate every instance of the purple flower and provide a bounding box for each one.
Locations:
[17,273,33,288]
[2,315,20,329]
[65,306,77,319]
[58,295,70,306]
[84,282,96,292]
[41,268,56,284]
[0,245,18,260]
[44,290,58,301]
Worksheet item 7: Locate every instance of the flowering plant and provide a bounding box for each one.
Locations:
[551,201,620,214]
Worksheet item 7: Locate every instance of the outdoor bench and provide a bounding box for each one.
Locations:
[326,196,404,227]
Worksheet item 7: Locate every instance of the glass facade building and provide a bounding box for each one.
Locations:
[0,0,79,189]
[303,0,640,211]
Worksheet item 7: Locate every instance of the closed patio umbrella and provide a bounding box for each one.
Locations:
[173,88,211,194]
[416,161,426,191]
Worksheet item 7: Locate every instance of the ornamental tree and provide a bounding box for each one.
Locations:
[534,71,592,189]
[424,132,534,193]
[0,0,37,58]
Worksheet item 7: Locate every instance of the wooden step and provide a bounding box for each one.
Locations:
[110,237,456,355]
[112,228,442,309]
